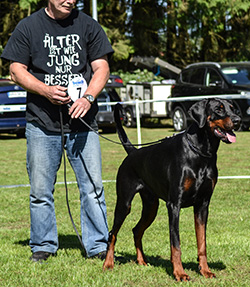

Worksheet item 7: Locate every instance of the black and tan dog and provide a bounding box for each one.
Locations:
[103,99,241,281]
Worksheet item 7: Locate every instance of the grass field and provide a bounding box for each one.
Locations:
[0,125,250,286]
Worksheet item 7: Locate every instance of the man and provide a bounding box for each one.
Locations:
[1,0,114,262]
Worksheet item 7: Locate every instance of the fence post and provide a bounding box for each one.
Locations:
[135,99,142,148]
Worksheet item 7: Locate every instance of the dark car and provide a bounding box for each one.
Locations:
[0,75,123,136]
[106,74,123,88]
[96,76,123,133]
[0,79,26,137]
[167,62,250,131]
[96,75,123,133]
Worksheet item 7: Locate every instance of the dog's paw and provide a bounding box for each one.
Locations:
[174,272,191,282]
[137,259,148,266]
[102,260,114,271]
[198,264,216,278]
[200,269,216,278]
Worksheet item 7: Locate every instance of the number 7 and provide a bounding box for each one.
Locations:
[77,87,82,98]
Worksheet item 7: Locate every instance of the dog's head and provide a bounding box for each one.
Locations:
[188,98,241,143]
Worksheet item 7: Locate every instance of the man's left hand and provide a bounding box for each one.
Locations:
[68,97,91,118]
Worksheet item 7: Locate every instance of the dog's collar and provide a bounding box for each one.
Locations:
[185,133,213,158]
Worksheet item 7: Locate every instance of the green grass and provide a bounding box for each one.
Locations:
[0,127,250,286]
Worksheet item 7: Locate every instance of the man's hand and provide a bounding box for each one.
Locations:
[10,62,71,105]
[67,56,110,119]
[45,85,71,105]
[68,97,91,118]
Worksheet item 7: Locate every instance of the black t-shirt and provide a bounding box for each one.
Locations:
[1,8,114,132]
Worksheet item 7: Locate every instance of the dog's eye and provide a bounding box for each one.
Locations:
[215,105,224,113]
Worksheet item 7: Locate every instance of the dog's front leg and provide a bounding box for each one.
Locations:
[194,206,216,278]
[167,203,190,282]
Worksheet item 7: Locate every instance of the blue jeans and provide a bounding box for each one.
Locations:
[25,122,108,257]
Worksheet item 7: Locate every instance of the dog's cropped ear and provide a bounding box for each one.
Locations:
[188,99,208,128]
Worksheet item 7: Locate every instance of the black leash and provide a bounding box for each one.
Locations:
[66,101,167,147]
[72,108,167,147]
[59,106,86,255]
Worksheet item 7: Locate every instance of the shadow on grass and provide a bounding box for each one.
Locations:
[0,134,23,140]
[16,234,84,250]
[15,236,226,277]
[114,252,226,278]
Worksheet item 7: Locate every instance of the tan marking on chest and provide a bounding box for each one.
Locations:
[184,177,195,192]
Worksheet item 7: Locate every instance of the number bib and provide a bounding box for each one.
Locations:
[67,76,88,102]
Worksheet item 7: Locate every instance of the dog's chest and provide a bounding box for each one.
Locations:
[136,149,217,205]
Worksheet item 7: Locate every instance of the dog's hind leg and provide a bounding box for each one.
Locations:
[132,191,159,266]
[103,185,136,270]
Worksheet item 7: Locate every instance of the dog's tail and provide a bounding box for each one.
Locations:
[114,104,136,154]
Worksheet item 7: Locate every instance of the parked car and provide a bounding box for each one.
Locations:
[96,75,123,133]
[106,74,123,88]
[167,62,250,131]
[0,75,123,136]
[0,79,26,137]
[96,76,123,133]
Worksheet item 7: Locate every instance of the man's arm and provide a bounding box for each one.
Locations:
[68,55,110,119]
[10,62,71,105]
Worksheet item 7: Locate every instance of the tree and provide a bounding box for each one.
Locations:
[163,0,250,68]
[128,0,165,57]
[166,0,193,67]
[0,1,25,75]
[98,0,134,70]
[226,1,250,61]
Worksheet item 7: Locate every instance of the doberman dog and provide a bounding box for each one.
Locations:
[103,99,241,281]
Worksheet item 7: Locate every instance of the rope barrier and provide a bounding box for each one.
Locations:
[1,176,250,189]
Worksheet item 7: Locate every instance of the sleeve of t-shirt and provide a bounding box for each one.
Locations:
[1,19,31,65]
[87,21,114,63]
